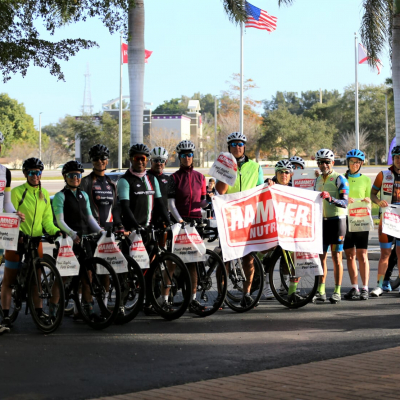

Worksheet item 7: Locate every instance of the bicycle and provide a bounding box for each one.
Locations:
[58,232,121,330]
[0,234,65,334]
[383,243,400,290]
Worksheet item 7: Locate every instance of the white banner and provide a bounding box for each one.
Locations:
[291,169,316,191]
[348,200,374,232]
[213,184,323,262]
[171,223,207,262]
[55,236,80,277]
[129,231,150,269]
[208,152,237,186]
[95,232,128,274]
[0,213,20,251]
[382,205,400,238]
[294,252,323,277]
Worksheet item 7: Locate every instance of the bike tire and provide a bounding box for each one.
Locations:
[224,253,264,313]
[192,249,227,317]
[267,247,318,309]
[27,256,65,334]
[150,252,191,321]
[74,257,121,330]
[114,256,145,325]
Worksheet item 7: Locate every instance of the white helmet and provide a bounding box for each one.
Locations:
[289,156,305,168]
[275,160,293,172]
[0,131,4,144]
[315,149,334,161]
[227,132,247,144]
[150,146,168,160]
[176,140,195,153]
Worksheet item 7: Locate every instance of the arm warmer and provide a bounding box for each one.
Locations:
[328,175,349,209]
[120,200,140,230]
[4,191,16,213]
[88,215,102,233]
[168,198,182,222]
[55,212,78,240]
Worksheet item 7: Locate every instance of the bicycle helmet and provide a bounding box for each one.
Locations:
[275,160,293,172]
[150,146,169,160]
[0,131,4,145]
[227,132,247,144]
[175,140,196,153]
[89,144,110,159]
[392,146,400,156]
[289,156,305,168]
[62,160,84,175]
[128,143,150,157]
[346,149,365,161]
[22,158,44,172]
[315,149,334,161]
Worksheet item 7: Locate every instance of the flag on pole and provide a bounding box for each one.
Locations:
[121,43,153,64]
[245,1,277,32]
[358,43,382,75]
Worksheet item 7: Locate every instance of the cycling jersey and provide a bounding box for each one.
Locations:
[11,182,59,237]
[147,170,169,210]
[314,170,349,219]
[226,156,263,194]
[345,173,371,199]
[372,166,400,205]
[0,165,12,212]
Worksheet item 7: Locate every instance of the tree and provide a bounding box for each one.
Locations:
[334,128,371,158]
[150,128,178,160]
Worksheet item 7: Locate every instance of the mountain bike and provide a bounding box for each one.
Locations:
[0,234,65,333]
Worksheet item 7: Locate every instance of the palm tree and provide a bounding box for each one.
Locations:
[360,0,400,144]
[127,0,248,145]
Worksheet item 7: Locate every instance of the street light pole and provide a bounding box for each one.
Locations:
[39,112,42,160]
[214,96,218,157]
[385,93,389,163]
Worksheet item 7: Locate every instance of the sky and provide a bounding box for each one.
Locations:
[1,0,391,130]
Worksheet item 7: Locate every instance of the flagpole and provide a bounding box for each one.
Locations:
[239,3,244,135]
[355,32,360,150]
[118,32,123,169]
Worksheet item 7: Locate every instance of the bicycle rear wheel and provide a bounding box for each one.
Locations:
[192,249,227,317]
[224,253,264,313]
[267,247,318,309]
[386,246,400,290]
[74,257,121,330]
[114,256,145,324]
[150,252,191,320]
[27,256,65,334]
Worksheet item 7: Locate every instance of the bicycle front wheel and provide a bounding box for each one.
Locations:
[74,257,121,330]
[27,256,65,334]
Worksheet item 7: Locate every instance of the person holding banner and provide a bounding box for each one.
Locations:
[215,132,264,308]
[265,156,305,186]
[370,145,400,297]
[313,149,349,304]
[1,158,60,329]
[342,149,371,301]
[168,140,209,313]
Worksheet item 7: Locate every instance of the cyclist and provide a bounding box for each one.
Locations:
[342,149,371,301]
[313,149,349,304]
[52,160,104,320]
[168,139,208,313]
[80,144,123,231]
[265,155,305,186]
[215,132,264,308]
[1,158,59,329]
[369,145,400,297]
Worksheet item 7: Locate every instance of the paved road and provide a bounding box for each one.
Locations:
[1,252,400,400]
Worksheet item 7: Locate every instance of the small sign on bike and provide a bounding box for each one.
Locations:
[0,212,21,251]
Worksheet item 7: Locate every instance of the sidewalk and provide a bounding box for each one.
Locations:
[95,346,400,400]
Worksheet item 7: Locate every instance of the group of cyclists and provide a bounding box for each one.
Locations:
[0,127,399,334]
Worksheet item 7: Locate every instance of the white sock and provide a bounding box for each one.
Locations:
[352,284,359,291]
[192,293,196,301]
[74,294,82,314]
[103,296,108,307]
[363,285,368,291]
[163,295,169,302]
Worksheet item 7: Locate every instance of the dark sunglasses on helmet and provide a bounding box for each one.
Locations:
[180,153,193,159]
[230,142,245,148]
[27,170,42,177]
[91,156,108,162]
[133,155,148,163]
[152,158,166,164]
[66,172,82,179]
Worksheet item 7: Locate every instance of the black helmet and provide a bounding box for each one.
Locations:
[392,146,400,157]
[89,144,110,159]
[129,143,150,157]
[22,158,44,172]
[62,160,84,175]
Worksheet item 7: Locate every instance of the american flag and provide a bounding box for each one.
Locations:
[245,1,277,32]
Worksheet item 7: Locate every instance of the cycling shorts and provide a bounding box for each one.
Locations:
[5,242,43,269]
[378,218,400,249]
[323,218,346,253]
[343,219,369,250]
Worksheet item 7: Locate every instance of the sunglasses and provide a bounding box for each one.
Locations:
[317,160,332,165]
[180,153,193,159]
[91,156,108,162]
[66,172,82,179]
[133,156,148,163]
[349,160,361,165]
[28,170,42,177]
[277,170,291,175]
[230,142,245,148]
[152,158,166,164]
